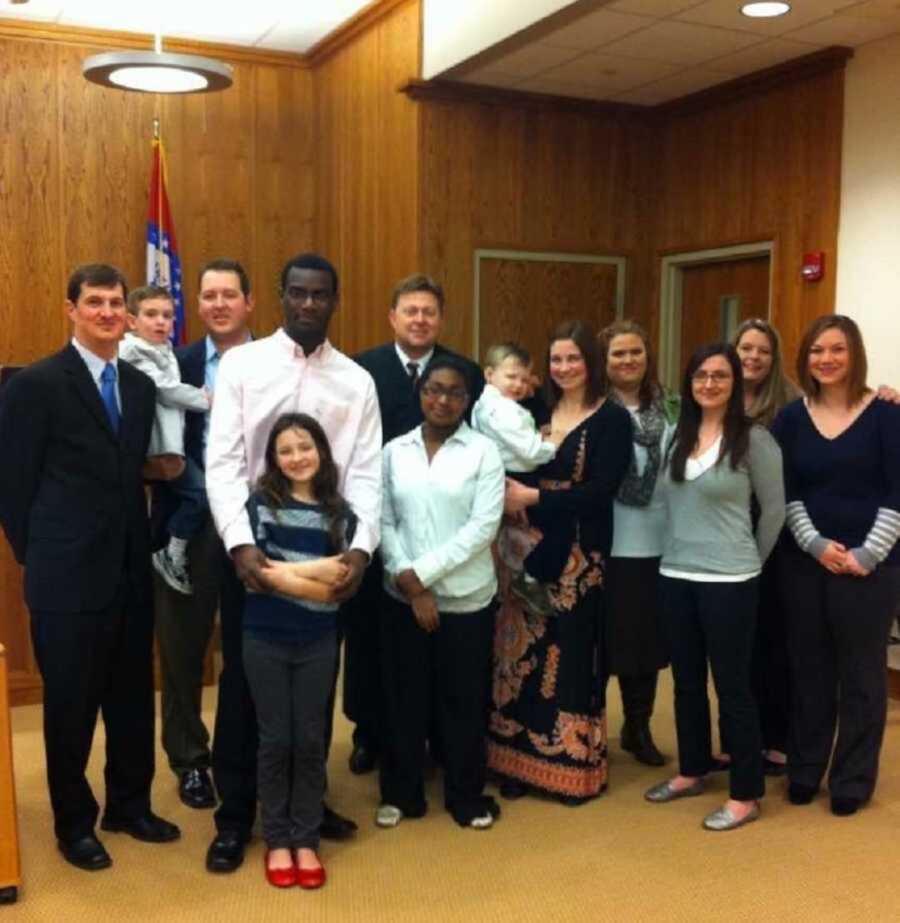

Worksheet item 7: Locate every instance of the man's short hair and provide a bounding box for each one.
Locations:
[390,273,444,312]
[279,253,339,297]
[198,258,251,297]
[66,264,128,303]
[484,342,530,370]
[126,285,174,316]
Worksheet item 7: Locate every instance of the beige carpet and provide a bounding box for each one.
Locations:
[8,671,900,922]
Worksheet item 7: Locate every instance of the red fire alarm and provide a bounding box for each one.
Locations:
[802,251,824,282]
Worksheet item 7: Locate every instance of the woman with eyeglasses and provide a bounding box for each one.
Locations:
[771,315,900,817]
[645,343,784,831]
[377,355,505,830]
[487,321,632,805]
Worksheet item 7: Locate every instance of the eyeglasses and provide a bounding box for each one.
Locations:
[421,384,468,402]
[285,286,333,306]
[691,371,733,384]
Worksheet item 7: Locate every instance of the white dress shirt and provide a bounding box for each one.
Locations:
[206,328,383,555]
[381,421,505,612]
[394,343,434,379]
[471,383,556,473]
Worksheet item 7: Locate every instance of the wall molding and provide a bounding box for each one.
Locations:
[401,77,647,118]
[306,0,415,66]
[0,16,308,68]
[656,46,853,118]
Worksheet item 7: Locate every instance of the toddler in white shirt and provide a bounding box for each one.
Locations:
[119,285,210,595]
[472,343,558,615]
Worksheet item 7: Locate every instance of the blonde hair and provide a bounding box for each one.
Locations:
[732,318,799,427]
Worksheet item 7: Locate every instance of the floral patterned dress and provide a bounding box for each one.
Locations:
[486,400,632,799]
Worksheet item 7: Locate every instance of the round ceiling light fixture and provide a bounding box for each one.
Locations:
[83,31,233,95]
[740,2,791,17]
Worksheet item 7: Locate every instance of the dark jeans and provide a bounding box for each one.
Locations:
[165,455,209,541]
[780,545,899,801]
[660,576,764,801]
[243,632,338,850]
[154,516,220,775]
[379,595,496,824]
[30,583,154,842]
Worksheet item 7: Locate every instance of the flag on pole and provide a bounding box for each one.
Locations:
[146,125,186,345]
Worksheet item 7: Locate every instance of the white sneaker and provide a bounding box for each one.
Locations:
[375,804,402,828]
[153,548,193,595]
[469,812,494,830]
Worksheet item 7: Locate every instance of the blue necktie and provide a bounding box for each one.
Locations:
[100,362,120,433]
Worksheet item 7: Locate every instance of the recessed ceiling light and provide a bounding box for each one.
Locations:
[740,2,791,17]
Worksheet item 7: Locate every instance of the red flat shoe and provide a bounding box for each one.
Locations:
[265,852,297,888]
[297,864,326,890]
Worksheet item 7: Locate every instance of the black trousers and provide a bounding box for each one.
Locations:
[154,516,220,776]
[341,557,385,750]
[379,595,496,824]
[210,557,256,838]
[750,543,790,754]
[780,545,899,801]
[660,576,764,801]
[30,584,155,842]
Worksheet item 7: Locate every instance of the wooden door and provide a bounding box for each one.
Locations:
[478,257,620,367]
[680,255,770,369]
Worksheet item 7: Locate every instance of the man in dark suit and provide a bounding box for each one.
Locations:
[152,259,254,820]
[0,264,180,871]
[347,273,485,772]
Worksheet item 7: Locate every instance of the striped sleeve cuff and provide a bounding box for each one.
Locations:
[852,507,900,570]
[785,501,828,560]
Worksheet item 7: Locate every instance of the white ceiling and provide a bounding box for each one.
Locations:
[447,0,900,105]
[0,0,373,53]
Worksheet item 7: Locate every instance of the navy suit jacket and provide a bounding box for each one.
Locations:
[175,337,208,470]
[353,342,485,445]
[0,344,156,612]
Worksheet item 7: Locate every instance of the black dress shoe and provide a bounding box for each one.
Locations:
[831,796,861,816]
[788,782,818,805]
[179,768,216,809]
[320,804,357,841]
[620,721,667,767]
[206,830,247,873]
[348,743,378,775]
[100,811,181,843]
[58,834,112,871]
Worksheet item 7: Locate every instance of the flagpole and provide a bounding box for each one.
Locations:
[154,118,164,257]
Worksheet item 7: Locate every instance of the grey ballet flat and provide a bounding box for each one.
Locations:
[702,802,760,831]
[644,778,705,803]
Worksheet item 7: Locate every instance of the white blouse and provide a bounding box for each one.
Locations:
[381,422,505,613]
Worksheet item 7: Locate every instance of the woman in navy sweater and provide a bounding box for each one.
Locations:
[772,315,900,817]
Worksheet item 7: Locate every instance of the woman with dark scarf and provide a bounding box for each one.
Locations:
[597,321,677,767]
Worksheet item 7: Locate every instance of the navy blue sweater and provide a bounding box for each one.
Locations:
[243,493,354,644]
[771,398,900,567]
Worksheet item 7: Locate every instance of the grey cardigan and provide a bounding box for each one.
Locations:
[660,425,785,578]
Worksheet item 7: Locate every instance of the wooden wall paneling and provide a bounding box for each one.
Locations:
[650,67,844,371]
[312,0,421,356]
[251,64,315,337]
[419,96,651,358]
[0,38,64,366]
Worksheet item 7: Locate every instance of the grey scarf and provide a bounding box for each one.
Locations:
[612,394,666,507]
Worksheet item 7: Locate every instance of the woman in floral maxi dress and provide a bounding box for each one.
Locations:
[487,321,632,803]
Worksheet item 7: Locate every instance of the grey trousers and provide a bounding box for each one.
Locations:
[243,631,338,850]
[153,516,220,776]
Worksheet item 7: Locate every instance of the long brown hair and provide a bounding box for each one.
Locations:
[732,318,799,427]
[598,319,662,411]
[542,320,605,411]
[256,413,350,550]
[796,315,869,407]
[668,343,750,483]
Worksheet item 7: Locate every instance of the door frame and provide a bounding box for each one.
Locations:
[473,249,627,360]
[658,241,773,389]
